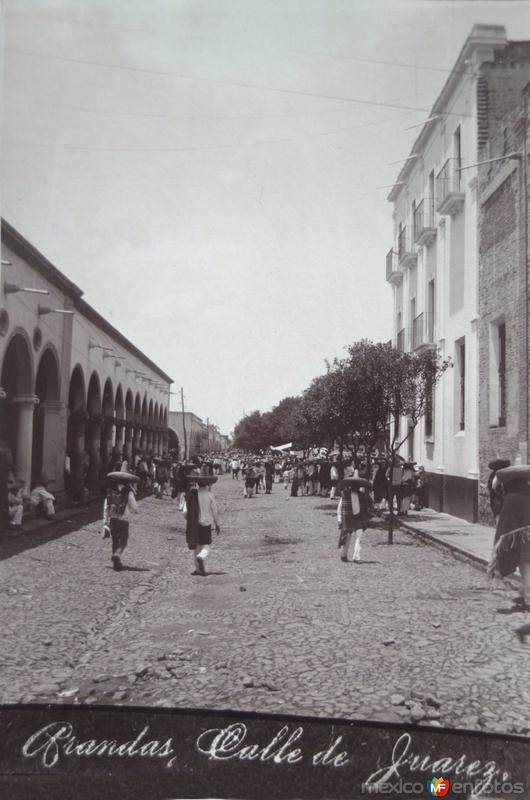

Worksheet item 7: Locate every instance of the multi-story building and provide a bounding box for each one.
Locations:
[478,81,530,522]
[0,221,173,500]
[168,412,230,458]
[386,25,530,522]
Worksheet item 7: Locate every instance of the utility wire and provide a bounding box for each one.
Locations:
[6,9,519,82]
[2,109,418,153]
[6,47,479,120]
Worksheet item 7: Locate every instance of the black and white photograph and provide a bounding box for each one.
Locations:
[1,1,530,797]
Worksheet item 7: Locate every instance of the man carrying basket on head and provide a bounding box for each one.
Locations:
[102,470,139,571]
[182,472,221,576]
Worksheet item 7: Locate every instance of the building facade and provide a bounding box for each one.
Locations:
[168,412,230,459]
[0,221,173,499]
[478,82,530,522]
[386,26,530,522]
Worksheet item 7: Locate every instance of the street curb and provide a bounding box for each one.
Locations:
[396,517,489,570]
[396,517,522,589]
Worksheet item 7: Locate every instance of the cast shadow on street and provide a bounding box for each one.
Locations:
[0,503,103,562]
[105,565,152,573]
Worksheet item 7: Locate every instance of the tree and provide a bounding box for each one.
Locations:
[232,411,272,452]
[375,345,450,543]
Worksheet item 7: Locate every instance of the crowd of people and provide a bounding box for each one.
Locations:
[5,439,530,628]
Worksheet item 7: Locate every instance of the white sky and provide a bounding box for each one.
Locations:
[3,0,530,434]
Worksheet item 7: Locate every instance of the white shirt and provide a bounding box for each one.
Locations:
[198,488,219,527]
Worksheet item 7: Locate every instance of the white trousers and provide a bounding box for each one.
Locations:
[9,505,23,525]
[341,531,363,561]
[195,544,210,563]
[520,561,530,605]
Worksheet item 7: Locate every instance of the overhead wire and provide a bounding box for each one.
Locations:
[5,8,520,82]
[5,46,479,121]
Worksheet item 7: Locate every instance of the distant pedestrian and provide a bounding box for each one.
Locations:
[329,461,340,499]
[319,460,331,497]
[30,477,56,518]
[373,461,388,512]
[102,471,139,571]
[337,477,369,563]
[183,474,220,576]
[243,463,255,498]
[231,457,240,480]
[8,478,24,531]
[264,460,274,494]
[488,458,510,522]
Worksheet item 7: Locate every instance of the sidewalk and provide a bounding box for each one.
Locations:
[393,507,494,568]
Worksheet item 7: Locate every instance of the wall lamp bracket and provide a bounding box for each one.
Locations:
[4,282,49,295]
[39,306,75,316]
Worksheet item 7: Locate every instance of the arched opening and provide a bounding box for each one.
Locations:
[154,401,160,457]
[133,392,142,458]
[86,372,102,490]
[32,348,61,486]
[168,427,180,459]
[124,389,134,465]
[101,378,114,474]
[147,399,154,455]
[0,332,34,491]
[66,365,86,499]
[114,384,125,463]
[140,394,148,453]
[163,406,169,454]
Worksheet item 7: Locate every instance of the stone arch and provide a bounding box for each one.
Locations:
[168,427,180,459]
[140,394,148,452]
[87,372,102,415]
[113,384,125,462]
[32,347,61,485]
[86,372,102,489]
[0,331,35,490]
[66,365,87,498]
[124,389,134,464]
[101,378,115,473]
[147,399,154,455]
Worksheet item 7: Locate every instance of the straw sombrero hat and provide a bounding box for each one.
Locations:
[495,465,530,488]
[488,458,511,471]
[341,477,371,490]
[106,471,140,484]
[184,474,218,487]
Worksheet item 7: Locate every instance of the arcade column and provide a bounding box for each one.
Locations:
[101,416,114,474]
[68,409,86,497]
[124,422,134,464]
[88,415,102,489]
[0,387,8,529]
[115,419,125,456]
[38,400,67,489]
[12,394,39,495]
[133,424,141,452]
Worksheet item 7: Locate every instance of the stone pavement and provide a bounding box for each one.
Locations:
[1,476,529,737]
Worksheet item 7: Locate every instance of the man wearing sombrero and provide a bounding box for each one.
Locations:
[183,473,221,576]
[102,471,139,571]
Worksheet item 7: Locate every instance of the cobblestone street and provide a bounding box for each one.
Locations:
[1,476,529,736]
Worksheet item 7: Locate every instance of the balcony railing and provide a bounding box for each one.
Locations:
[397,226,417,268]
[413,198,437,246]
[386,247,402,283]
[436,158,465,216]
[412,312,436,350]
